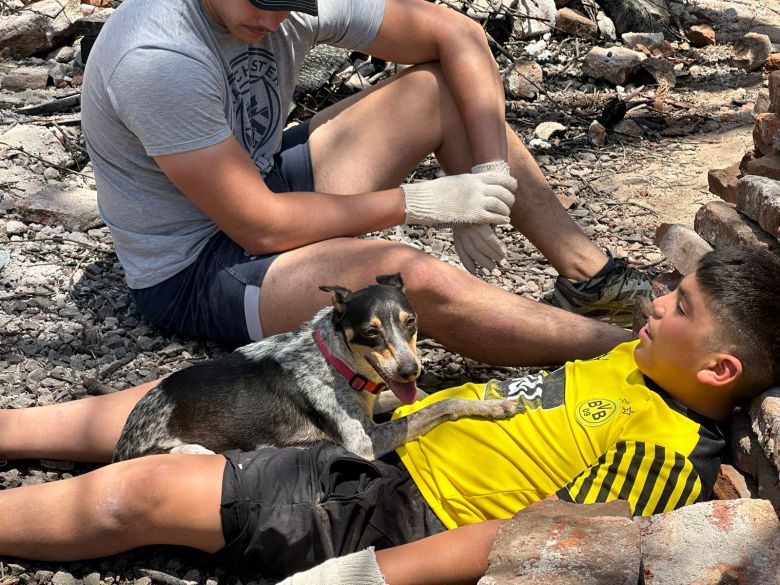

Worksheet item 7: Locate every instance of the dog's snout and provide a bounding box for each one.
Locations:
[397,357,421,382]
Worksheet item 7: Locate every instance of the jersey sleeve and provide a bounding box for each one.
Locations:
[107,47,232,157]
[555,440,704,516]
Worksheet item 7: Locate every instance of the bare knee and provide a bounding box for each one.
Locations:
[92,458,171,534]
[392,248,475,312]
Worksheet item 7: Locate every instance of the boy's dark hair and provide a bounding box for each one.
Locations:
[695,246,780,394]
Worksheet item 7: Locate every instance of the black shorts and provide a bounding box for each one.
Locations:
[130,122,315,345]
[217,444,446,581]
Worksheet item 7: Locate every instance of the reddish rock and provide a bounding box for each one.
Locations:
[767,53,780,72]
[712,464,753,500]
[769,71,780,113]
[694,200,780,254]
[735,175,780,238]
[754,123,777,157]
[739,150,758,174]
[688,24,715,47]
[640,499,780,585]
[483,500,639,585]
[654,223,712,275]
[745,153,780,181]
[588,120,607,147]
[755,113,780,153]
[707,162,740,203]
[555,7,598,39]
[652,271,682,297]
[503,60,543,100]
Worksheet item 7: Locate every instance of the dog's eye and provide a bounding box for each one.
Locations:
[363,327,380,338]
[405,316,417,329]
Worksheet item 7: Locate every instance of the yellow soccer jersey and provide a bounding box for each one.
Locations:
[393,341,724,529]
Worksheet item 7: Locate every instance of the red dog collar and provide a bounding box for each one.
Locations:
[315,329,386,395]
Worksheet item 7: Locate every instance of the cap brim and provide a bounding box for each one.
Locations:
[248,0,318,16]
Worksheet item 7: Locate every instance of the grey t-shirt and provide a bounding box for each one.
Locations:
[82,0,385,289]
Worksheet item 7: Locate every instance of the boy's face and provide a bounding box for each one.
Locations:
[202,0,290,43]
[634,273,716,394]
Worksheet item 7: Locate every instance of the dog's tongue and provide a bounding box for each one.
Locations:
[388,379,418,405]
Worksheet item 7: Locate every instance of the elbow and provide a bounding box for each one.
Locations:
[228,227,287,256]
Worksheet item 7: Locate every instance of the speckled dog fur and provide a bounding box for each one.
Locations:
[113,275,518,462]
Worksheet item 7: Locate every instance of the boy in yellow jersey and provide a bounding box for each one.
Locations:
[0,247,778,585]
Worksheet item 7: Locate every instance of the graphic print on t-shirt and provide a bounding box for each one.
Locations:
[227,47,280,171]
[482,367,566,411]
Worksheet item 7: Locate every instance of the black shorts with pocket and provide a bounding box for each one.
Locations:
[217,443,446,581]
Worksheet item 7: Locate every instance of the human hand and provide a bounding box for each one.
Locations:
[453,223,507,273]
[402,171,516,227]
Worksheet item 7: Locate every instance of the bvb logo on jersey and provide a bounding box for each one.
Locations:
[575,398,618,427]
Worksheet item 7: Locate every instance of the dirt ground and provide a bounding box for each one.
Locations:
[602,125,754,225]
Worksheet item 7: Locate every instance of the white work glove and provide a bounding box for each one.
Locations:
[402,171,516,227]
[276,548,387,585]
[453,161,514,273]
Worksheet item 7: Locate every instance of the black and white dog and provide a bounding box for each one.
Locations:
[113,274,518,462]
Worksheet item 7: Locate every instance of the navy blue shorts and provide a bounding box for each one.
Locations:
[131,123,314,345]
[217,444,446,581]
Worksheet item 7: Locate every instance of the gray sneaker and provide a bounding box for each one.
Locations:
[541,257,653,327]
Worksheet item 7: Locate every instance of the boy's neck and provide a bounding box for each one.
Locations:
[647,376,735,421]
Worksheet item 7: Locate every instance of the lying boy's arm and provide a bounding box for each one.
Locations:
[277,520,505,585]
[376,519,503,585]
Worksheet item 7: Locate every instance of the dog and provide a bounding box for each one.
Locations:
[113,273,518,462]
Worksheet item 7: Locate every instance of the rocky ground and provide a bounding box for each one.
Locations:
[0,0,779,583]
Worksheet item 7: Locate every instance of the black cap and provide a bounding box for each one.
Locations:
[248,0,318,16]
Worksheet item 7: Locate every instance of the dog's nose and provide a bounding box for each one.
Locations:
[397,359,421,382]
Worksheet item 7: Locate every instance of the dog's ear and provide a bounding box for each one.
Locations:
[376,273,404,290]
[319,285,351,319]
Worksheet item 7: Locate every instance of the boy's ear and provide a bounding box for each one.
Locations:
[696,354,743,388]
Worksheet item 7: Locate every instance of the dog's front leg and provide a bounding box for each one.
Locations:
[372,388,431,418]
[368,398,519,459]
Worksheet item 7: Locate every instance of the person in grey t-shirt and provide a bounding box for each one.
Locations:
[82,0,644,365]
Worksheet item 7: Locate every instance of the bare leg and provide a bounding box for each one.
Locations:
[505,129,607,281]
[260,238,629,366]
[0,454,225,561]
[309,63,607,282]
[0,380,158,463]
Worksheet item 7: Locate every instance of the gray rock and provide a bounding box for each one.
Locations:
[0,0,81,58]
[582,46,646,85]
[598,0,670,35]
[732,32,772,72]
[511,0,556,40]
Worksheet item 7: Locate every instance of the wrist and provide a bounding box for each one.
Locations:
[471,160,511,175]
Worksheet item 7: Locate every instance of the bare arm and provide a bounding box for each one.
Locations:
[155,136,406,254]
[376,520,503,585]
[365,0,507,165]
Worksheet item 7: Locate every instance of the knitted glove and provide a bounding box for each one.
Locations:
[453,223,507,273]
[452,161,513,272]
[276,548,387,585]
[402,171,516,227]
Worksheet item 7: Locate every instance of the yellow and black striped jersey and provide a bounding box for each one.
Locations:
[393,341,725,529]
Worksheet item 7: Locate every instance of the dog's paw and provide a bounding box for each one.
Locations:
[480,399,520,419]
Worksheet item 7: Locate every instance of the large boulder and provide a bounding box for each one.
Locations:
[0,0,81,58]
[596,0,670,35]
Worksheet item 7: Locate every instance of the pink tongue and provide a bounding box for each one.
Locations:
[389,380,418,405]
